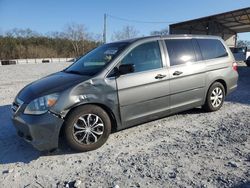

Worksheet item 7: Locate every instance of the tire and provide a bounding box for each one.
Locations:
[245,57,250,67]
[203,82,225,112]
[64,105,111,152]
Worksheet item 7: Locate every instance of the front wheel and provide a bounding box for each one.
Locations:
[64,105,111,152]
[203,82,225,112]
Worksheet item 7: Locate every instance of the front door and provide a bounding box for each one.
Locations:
[116,40,170,127]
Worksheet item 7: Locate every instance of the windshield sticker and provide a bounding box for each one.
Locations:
[104,49,118,55]
[104,55,112,62]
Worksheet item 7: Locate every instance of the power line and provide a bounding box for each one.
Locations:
[102,13,178,43]
[107,14,177,24]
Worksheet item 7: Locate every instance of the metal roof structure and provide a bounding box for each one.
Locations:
[169,7,250,47]
[170,7,250,34]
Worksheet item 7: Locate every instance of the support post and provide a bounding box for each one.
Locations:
[103,13,107,43]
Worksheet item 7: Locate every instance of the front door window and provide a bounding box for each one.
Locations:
[120,41,162,73]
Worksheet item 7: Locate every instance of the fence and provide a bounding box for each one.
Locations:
[0,57,74,65]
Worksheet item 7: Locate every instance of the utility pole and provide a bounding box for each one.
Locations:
[234,33,237,48]
[103,13,107,43]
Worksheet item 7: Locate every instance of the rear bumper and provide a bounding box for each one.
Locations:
[226,68,238,96]
[227,84,237,95]
[12,111,64,151]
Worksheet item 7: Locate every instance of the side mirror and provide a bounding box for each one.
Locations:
[118,64,135,75]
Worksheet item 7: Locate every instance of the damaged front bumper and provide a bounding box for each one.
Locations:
[11,99,64,151]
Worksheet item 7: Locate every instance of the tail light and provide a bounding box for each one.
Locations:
[232,62,237,71]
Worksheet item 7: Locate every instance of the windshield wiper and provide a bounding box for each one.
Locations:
[63,70,83,75]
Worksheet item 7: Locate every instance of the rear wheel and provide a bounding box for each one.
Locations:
[245,57,250,67]
[203,82,225,112]
[64,105,111,152]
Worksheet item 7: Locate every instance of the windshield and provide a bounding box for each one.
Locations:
[64,42,129,76]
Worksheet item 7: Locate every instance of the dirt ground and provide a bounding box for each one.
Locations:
[0,62,249,188]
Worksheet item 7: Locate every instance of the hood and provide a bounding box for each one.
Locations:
[17,71,90,103]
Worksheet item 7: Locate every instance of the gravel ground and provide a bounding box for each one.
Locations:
[0,62,249,188]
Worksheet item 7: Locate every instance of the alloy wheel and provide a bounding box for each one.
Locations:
[210,87,223,108]
[73,114,104,144]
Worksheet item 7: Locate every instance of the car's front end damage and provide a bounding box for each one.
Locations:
[11,97,64,151]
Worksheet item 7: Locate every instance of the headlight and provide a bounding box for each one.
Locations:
[24,93,59,115]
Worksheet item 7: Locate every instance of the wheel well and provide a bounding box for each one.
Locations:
[213,79,227,95]
[92,103,118,133]
[59,103,118,138]
[204,79,227,104]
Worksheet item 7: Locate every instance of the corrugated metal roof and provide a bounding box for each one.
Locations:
[170,7,250,33]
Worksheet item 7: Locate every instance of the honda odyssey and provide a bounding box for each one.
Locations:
[12,35,238,152]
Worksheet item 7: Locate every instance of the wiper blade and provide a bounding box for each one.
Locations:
[63,70,83,75]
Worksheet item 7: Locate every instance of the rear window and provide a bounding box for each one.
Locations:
[197,39,228,60]
[165,39,196,66]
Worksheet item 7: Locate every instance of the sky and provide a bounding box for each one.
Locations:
[0,0,250,42]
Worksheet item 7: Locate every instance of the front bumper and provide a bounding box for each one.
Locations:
[12,110,64,151]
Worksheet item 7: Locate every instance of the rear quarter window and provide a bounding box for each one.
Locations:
[197,39,228,60]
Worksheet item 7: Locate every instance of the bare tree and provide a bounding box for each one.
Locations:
[5,28,39,38]
[0,26,99,60]
[150,28,169,36]
[112,25,139,41]
[4,28,39,58]
[63,23,89,57]
[47,31,64,39]
[237,40,250,48]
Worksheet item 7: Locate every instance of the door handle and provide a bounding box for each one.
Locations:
[173,71,183,76]
[155,74,166,79]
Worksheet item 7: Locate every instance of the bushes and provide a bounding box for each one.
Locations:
[0,36,99,60]
[0,26,101,60]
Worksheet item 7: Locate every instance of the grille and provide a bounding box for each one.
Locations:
[11,102,19,113]
[11,98,23,114]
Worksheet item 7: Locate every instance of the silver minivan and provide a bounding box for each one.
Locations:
[12,35,238,152]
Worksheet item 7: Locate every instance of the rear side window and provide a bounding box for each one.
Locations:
[197,39,228,60]
[165,39,196,66]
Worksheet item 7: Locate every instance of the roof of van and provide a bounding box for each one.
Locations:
[111,34,223,44]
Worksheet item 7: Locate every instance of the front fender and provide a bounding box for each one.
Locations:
[50,78,122,130]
